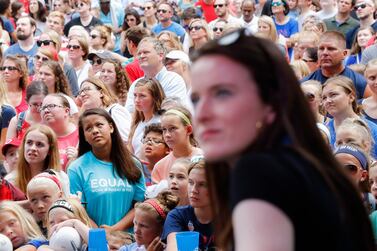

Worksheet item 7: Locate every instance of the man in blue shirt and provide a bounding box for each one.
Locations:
[4,16,38,74]
[152,3,186,40]
[301,31,371,99]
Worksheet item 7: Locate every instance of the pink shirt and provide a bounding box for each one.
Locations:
[58,128,79,171]
[151,147,203,184]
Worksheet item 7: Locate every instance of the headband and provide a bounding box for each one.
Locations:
[144,199,166,219]
[164,109,191,125]
[48,199,74,214]
[32,173,62,191]
[334,145,368,170]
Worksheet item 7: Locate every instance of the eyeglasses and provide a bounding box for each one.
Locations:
[354,3,367,10]
[75,2,85,8]
[213,27,223,32]
[141,137,165,145]
[189,25,203,31]
[67,44,81,50]
[271,1,283,6]
[0,66,19,71]
[344,164,359,173]
[141,6,153,10]
[39,104,65,112]
[305,92,315,102]
[37,40,55,47]
[90,34,98,39]
[214,3,226,8]
[29,103,42,109]
[89,58,102,65]
[35,55,49,62]
[78,87,96,95]
[157,9,168,13]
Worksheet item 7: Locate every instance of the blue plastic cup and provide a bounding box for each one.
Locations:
[176,231,199,251]
[88,228,108,251]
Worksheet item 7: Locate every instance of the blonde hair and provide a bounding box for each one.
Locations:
[0,201,44,244]
[258,15,278,42]
[16,124,61,193]
[157,31,183,52]
[291,60,310,79]
[188,18,213,48]
[43,29,62,51]
[81,77,117,107]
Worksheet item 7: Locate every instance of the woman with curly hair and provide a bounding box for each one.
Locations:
[29,0,47,35]
[36,60,79,118]
[1,55,29,114]
[157,31,183,52]
[90,25,113,51]
[100,59,130,106]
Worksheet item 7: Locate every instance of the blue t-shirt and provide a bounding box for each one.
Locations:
[152,22,186,38]
[1,105,16,130]
[301,67,367,100]
[161,205,215,250]
[363,110,377,125]
[68,151,146,227]
[4,43,38,74]
[274,17,298,38]
[326,118,377,158]
[346,21,377,49]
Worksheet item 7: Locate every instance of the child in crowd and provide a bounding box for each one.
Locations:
[141,123,170,185]
[107,231,134,251]
[2,138,20,181]
[119,191,179,251]
[26,172,64,237]
[168,158,191,206]
[152,106,203,183]
[0,200,46,250]
[369,162,377,200]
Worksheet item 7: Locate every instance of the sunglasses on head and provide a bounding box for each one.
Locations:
[354,3,367,10]
[90,34,98,39]
[89,58,102,65]
[271,1,283,6]
[37,40,55,47]
[189,25,203,31]
[214,3,226,8]
[213,27,223,32]
[344,164,359,173]
[0,66,19,71]
[141,6,153,10]
[67,44,81,49]
[157,9,168,13]
[35,55,49,61]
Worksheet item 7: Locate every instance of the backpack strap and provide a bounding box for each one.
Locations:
[16,111,26,137]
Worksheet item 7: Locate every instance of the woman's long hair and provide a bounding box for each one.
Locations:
[191,29,374,249]
[78,108,141,183]
[40,60,72,96]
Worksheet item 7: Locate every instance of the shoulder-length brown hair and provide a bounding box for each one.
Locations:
[1,55,28,90]
[81,77,117,107]
[16,124,61,193]
[40,60,72,96]
[103,59,130,103]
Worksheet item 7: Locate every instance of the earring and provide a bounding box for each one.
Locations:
[256,121,263,129]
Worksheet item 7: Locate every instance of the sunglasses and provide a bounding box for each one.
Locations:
[302,58,315,63]
[165,58,178,65]
[354,3,367,10]
[213,27,223,32]
[305,92,315,102]
[189,25,203,31]
[126,18,136,22]
[37,40,55,47]
[90,34,98,39]
[141,6,153,10]
[75,2,85,8]
[89,58,102,65]
[344,164,359,173]
[214,3,226,8]
[67,44,81,49]
[157,9,168,13]
[0,66,19,71]
[35,55,49,61]
[271,1,283,6]
[100,1,110,4]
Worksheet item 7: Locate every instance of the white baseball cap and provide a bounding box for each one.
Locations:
[0,234,12,251]
[166,50,191,65]
[50,227,82,251]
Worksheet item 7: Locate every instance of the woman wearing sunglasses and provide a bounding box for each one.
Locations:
[301,80,325,123]
[89,25,112,51]
[322,76,377,158]
[1,55,28,114]
[190,28,374,250]
[334,145,375,214]
[187,18,212,54]
[67,36,91,88]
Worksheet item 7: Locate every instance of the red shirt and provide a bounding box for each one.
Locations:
[125,57,144,83]
[15,89,28,115]
[195,0,217,23]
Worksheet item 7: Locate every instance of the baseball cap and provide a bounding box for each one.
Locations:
[50,227,82,251]
[1,138,21,156]
[0,234,12,251]
[87,50,113,61]
[165,50,191,65]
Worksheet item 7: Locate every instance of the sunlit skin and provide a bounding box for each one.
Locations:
[133,209,162,247]
[27,184,61,222]
[168,162,189,205]
[369,167,377,199]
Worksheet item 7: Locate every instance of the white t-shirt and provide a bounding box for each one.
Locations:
[106,103,132,143]
[131,115,161,158]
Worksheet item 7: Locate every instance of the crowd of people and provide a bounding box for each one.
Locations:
[0,0,377,249]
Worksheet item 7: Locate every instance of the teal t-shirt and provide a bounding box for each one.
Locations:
[68,151,146,227]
